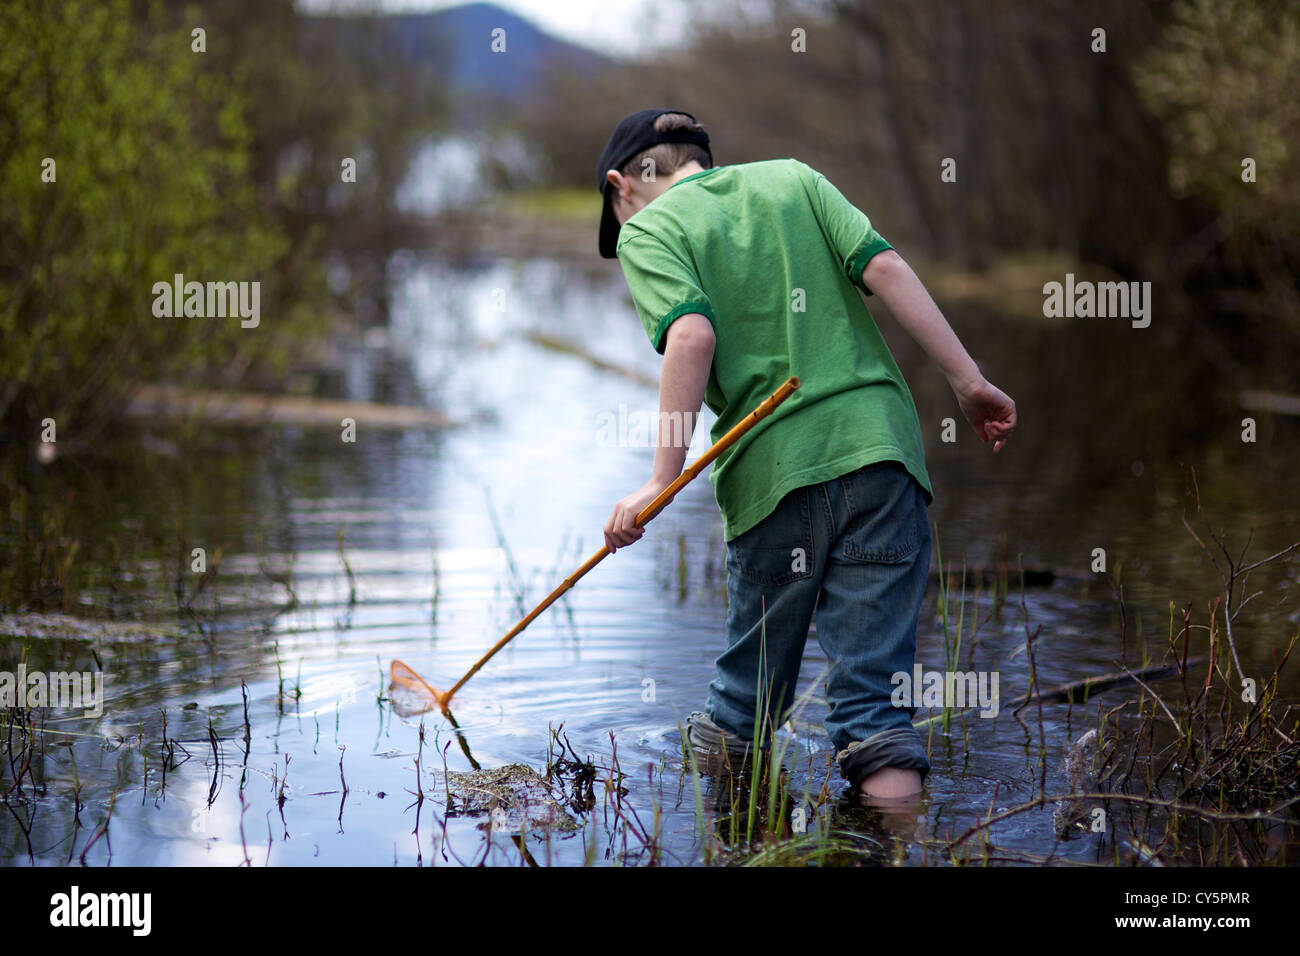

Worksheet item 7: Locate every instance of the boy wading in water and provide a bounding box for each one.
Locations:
[598,109,1016,800]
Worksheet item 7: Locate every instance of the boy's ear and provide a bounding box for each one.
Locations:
[606,169,627,197]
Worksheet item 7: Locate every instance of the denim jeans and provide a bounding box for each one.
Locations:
[705,459,933,785]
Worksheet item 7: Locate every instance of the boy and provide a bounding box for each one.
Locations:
[597,109,1016,800]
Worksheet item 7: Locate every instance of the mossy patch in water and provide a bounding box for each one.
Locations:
[440,763,582,833]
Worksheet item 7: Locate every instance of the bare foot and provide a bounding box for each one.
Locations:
[859,766,923,799]
[857,767,924,840]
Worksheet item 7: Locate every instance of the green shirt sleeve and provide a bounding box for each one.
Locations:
[802,162,893,295]
[617,228,716,354]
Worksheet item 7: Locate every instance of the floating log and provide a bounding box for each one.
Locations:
[930,567,1056,588]
[126,384,454,430]
[523,331,658,389]
[912,657,1208,728]
[1239,390,1300,416]
[1015,658,1207,710]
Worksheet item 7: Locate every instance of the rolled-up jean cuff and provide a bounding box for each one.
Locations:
[836,728,931,789]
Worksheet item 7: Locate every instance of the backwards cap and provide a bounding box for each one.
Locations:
[596,108,711,258]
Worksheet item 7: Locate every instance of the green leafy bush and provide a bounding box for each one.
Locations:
[0,0,293,449]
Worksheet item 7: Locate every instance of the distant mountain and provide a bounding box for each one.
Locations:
[312,2,616,106]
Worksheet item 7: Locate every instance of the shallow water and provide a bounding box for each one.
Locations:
[2,255,1298,866]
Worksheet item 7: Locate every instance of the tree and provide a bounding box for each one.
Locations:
[0,0,292,450]
[1134,0,1300,362]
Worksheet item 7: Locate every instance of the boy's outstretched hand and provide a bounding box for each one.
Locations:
[954,377,1017,452]
[863,250,1017,452]
[603,475,674,552]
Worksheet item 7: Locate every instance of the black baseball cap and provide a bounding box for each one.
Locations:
[596,108,711,259]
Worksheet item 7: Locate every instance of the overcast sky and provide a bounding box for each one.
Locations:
[296,0,693,58]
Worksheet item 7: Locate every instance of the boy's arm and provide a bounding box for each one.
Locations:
[862,249,1017,451]
[603,312,715,552]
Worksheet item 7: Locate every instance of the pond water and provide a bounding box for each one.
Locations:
[2,253,1297,866]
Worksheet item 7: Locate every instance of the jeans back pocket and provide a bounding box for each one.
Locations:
[838,463,926,564]
[727,486,816,586]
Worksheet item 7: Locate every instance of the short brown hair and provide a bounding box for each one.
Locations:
[618,112,712,180]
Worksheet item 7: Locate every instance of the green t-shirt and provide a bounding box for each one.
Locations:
[616,158,933,541]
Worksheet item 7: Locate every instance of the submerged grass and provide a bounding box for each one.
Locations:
[929,488,1300,866]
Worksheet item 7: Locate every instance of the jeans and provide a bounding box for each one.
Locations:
[705,459,933,785]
